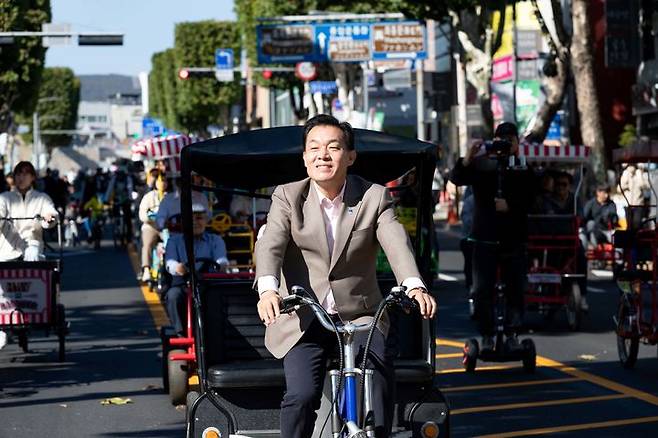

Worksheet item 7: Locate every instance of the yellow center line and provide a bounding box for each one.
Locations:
[437,338,467,348]
[438,364,519,374]
[536,356,658,407]
[441,377,581,393]
[436,353,463,359]
[127,244,170,329]
[475,415,658,438]
[452,393,629,415]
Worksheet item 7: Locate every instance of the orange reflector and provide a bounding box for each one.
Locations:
[202,427,221,438]
[421,421,440,438]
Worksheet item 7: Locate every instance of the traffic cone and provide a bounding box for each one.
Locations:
[447,200,459,225]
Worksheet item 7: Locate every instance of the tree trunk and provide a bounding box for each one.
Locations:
[524,55,569,142]
[570,0,605,175]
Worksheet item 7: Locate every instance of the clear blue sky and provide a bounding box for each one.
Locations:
[45,0,235,77]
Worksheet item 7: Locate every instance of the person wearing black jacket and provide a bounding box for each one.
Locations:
[450,122,535,351]
[580,183,618,248]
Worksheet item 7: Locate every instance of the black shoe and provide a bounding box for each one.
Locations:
[481,335,494,352]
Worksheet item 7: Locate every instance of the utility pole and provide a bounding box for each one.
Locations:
[454,52,468,157]
[416,60,425,141]
[32,112,40,170]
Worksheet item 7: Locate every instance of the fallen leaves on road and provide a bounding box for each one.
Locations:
[100,397,133,405]
[578,354,598,361]
[175,404,186,412]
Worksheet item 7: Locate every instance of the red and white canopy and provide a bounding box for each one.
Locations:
[519,143,591,163]
[131,134,194,160]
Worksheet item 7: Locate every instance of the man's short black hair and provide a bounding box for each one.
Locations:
[302,114,355,151]
[494,122,519,139]
[596,183,611,193]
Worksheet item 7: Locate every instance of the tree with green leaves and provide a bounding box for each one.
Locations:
[149,49,179,130]
[37,67,80,148]
[174,20,243,135]
[0,0,52,133]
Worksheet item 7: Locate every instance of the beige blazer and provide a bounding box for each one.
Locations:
[254,175,421,358]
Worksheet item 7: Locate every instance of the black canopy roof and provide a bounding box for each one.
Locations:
[181,126,437,190]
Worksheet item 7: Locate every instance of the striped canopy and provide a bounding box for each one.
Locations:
[519,143,590,163]
[131,134,194,159]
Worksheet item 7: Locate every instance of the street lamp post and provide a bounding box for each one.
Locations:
[32,97,63,172]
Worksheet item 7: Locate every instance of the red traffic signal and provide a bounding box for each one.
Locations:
[178,68,190,80]
[262,69,272,80]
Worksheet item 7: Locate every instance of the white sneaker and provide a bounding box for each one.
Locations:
[0,330,7,350]
[141,267,151,283]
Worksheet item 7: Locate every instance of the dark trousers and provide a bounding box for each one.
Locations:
[472,244,526,336]
[460,238,474,292]
[164,285,186,335]
[281,319,394,438]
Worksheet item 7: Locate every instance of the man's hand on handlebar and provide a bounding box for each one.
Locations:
[408,288,437,320]
[257,290,282,326]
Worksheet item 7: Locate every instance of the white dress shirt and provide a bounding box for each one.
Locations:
[257,182,426,312]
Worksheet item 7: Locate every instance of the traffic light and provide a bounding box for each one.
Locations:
[77,34,123,45]
[178,68,190,80]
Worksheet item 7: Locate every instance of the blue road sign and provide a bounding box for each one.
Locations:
[546,112,562,140]
[142,117,164,138]
[215,48,234,70]
[310,81,338,95]
[315,23,371,62]
[256,20,426,64]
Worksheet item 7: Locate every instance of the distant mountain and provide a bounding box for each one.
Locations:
[78,74,141,102]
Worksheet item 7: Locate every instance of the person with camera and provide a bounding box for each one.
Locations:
[449,122,535,352]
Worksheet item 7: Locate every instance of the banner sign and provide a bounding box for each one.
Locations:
[257,20,426,64]
[0,268,52,325]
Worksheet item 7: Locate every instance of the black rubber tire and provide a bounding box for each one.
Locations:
[57,304,66,362]
[463,338,479,373]
[522,339,536,373]
[186,390,200,423]
[168,349,188,405]
[616,294,639,369]
[17,330,28,353]
[566,282,582,331]
[161,326,174,392]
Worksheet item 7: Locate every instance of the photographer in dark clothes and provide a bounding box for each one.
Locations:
[449,122,535,351]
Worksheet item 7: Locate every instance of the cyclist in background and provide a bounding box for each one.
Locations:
[139,172,169,282]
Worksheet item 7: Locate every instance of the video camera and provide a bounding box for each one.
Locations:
[483,139,513,158]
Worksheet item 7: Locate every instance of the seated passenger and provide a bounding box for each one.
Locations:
[544,172,578,215]
[164,202,228,335]
[532,171,555,213]
[0,161,58,262]
[580,183,618,249]
[229,187,273,225]
[156,175,209,231]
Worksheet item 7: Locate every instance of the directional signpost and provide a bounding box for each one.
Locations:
[256,20,426,64]
[215,48,234,82]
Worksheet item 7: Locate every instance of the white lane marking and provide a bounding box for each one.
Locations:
[438,273,458,282]
[591,269,613,279]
